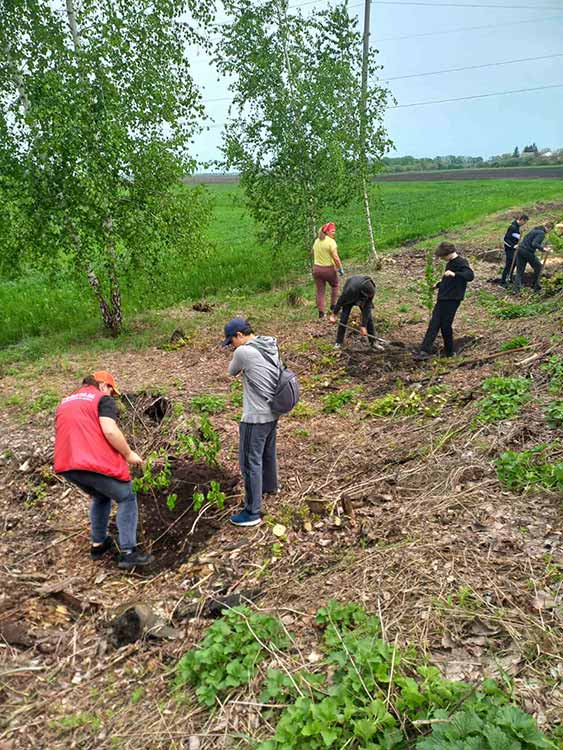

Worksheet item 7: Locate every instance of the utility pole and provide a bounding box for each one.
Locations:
[360,0,378,264]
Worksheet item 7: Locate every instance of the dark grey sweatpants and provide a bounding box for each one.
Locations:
[239,421,278,515]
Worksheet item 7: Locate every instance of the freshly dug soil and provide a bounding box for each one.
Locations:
[137,458,239,572]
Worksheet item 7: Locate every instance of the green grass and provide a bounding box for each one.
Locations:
[2,179,562,362]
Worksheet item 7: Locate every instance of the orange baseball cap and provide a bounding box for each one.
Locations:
[93,370,120,395]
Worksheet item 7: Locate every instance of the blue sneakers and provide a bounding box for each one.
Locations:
[230,510,262,527]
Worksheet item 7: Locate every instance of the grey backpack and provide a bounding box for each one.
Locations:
[247,344,301,416]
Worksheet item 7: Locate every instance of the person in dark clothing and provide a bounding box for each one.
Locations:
[501,213,528,286]
[413,242,474,361]
[513,222,553,294]
[329,275,379,349]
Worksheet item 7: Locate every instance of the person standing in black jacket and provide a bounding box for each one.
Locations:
[501,213,528,286]
[329,275,379,349]
[513,222,553,294]
[413,242,474,361]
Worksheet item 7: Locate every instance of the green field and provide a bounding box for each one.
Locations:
[1,179,562,360]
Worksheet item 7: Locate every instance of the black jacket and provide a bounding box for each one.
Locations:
[436,256,474,301]
[503,220,522,249]
[334,275,375,326]
[519,227,546,255]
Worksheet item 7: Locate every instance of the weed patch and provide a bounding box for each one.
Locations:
[177,600,557,749]
[500,335,530,351]
[545,400,563,428]
[365,384,447,418]
[175,606,288,707]
[542,354,563,393]
[322,388,360,414]
[496,444,563,492]
[474,376,531,424]
[189,394,226,414]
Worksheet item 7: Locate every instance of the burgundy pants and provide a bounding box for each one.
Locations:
[312,265,339,313]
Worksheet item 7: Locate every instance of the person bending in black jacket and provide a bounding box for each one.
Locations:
[329,275,379,349]
[501,213,528,286]
[413,242,474,361]
[513,222,553,294]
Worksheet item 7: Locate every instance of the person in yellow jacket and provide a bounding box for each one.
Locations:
[311,222,344,319]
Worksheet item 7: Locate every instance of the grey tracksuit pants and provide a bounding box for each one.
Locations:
[239,421,278,515]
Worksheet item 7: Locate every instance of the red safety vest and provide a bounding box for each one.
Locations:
[54,386,131,481]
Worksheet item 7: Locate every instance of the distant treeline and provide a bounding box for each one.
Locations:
[382,149,563,173]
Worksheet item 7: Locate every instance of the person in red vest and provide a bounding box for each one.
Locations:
[54,371,153,570]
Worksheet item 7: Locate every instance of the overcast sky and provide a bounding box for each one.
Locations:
[189,0,563,164]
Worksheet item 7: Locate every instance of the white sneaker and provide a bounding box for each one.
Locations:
[334,343,342,350]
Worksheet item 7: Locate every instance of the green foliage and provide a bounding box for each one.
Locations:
[545,400,563,428]
[494,300,557,320]
[542,271,563,296]
[500,336,530,351]
[189,395,226,415]
[215,0,392,248]
[290,401,316,419]
[541,354,563,393]
[193,480,226,513]
[49,712,102,733]
[365,384,447,418]
[176,415,221,466]
[474,376,531,424]
[420,247,439,315]
[166,493,178,512]
[229,380,244,408]
[177,600,555,750]
[322,388,359,414]
[0,0,213,333]
[418,704,556,750]
[132,450,171,493]
[496,445,563,492]
[175,606,288,707]
[30,391,60,414]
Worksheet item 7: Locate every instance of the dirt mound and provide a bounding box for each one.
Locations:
[137,458,239,572]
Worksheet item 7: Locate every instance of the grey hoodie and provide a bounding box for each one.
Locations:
[228,335,280,423]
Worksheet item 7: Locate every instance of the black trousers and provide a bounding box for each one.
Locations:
[501,245,516,284]
[513,249,542,293]
[336,305,375,345]
[421,299,461,356]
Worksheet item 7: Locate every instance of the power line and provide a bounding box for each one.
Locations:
[373,13,563,42]
[385,52,563,81]
[390,82,563,108]
[369,1,561,7]
[200,82,563,127]
[286,0,561,9]
[200,52,563,103]
[197,10,563,54]
[211,0,560,26]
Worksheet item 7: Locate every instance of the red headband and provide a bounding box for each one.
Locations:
[321,222,336,234]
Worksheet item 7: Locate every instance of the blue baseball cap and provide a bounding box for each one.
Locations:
[222,317,251,346]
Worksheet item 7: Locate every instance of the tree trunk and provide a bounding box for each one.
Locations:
[65,0,82,51]
[363,177,379,266]
[87,268,122,336]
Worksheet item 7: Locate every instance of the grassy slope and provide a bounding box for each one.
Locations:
[1,179,562,364]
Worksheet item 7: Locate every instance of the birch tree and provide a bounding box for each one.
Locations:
[215,0,392,253]
[0,0,213,334]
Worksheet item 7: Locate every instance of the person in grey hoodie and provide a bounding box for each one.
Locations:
[223,317,281,527]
